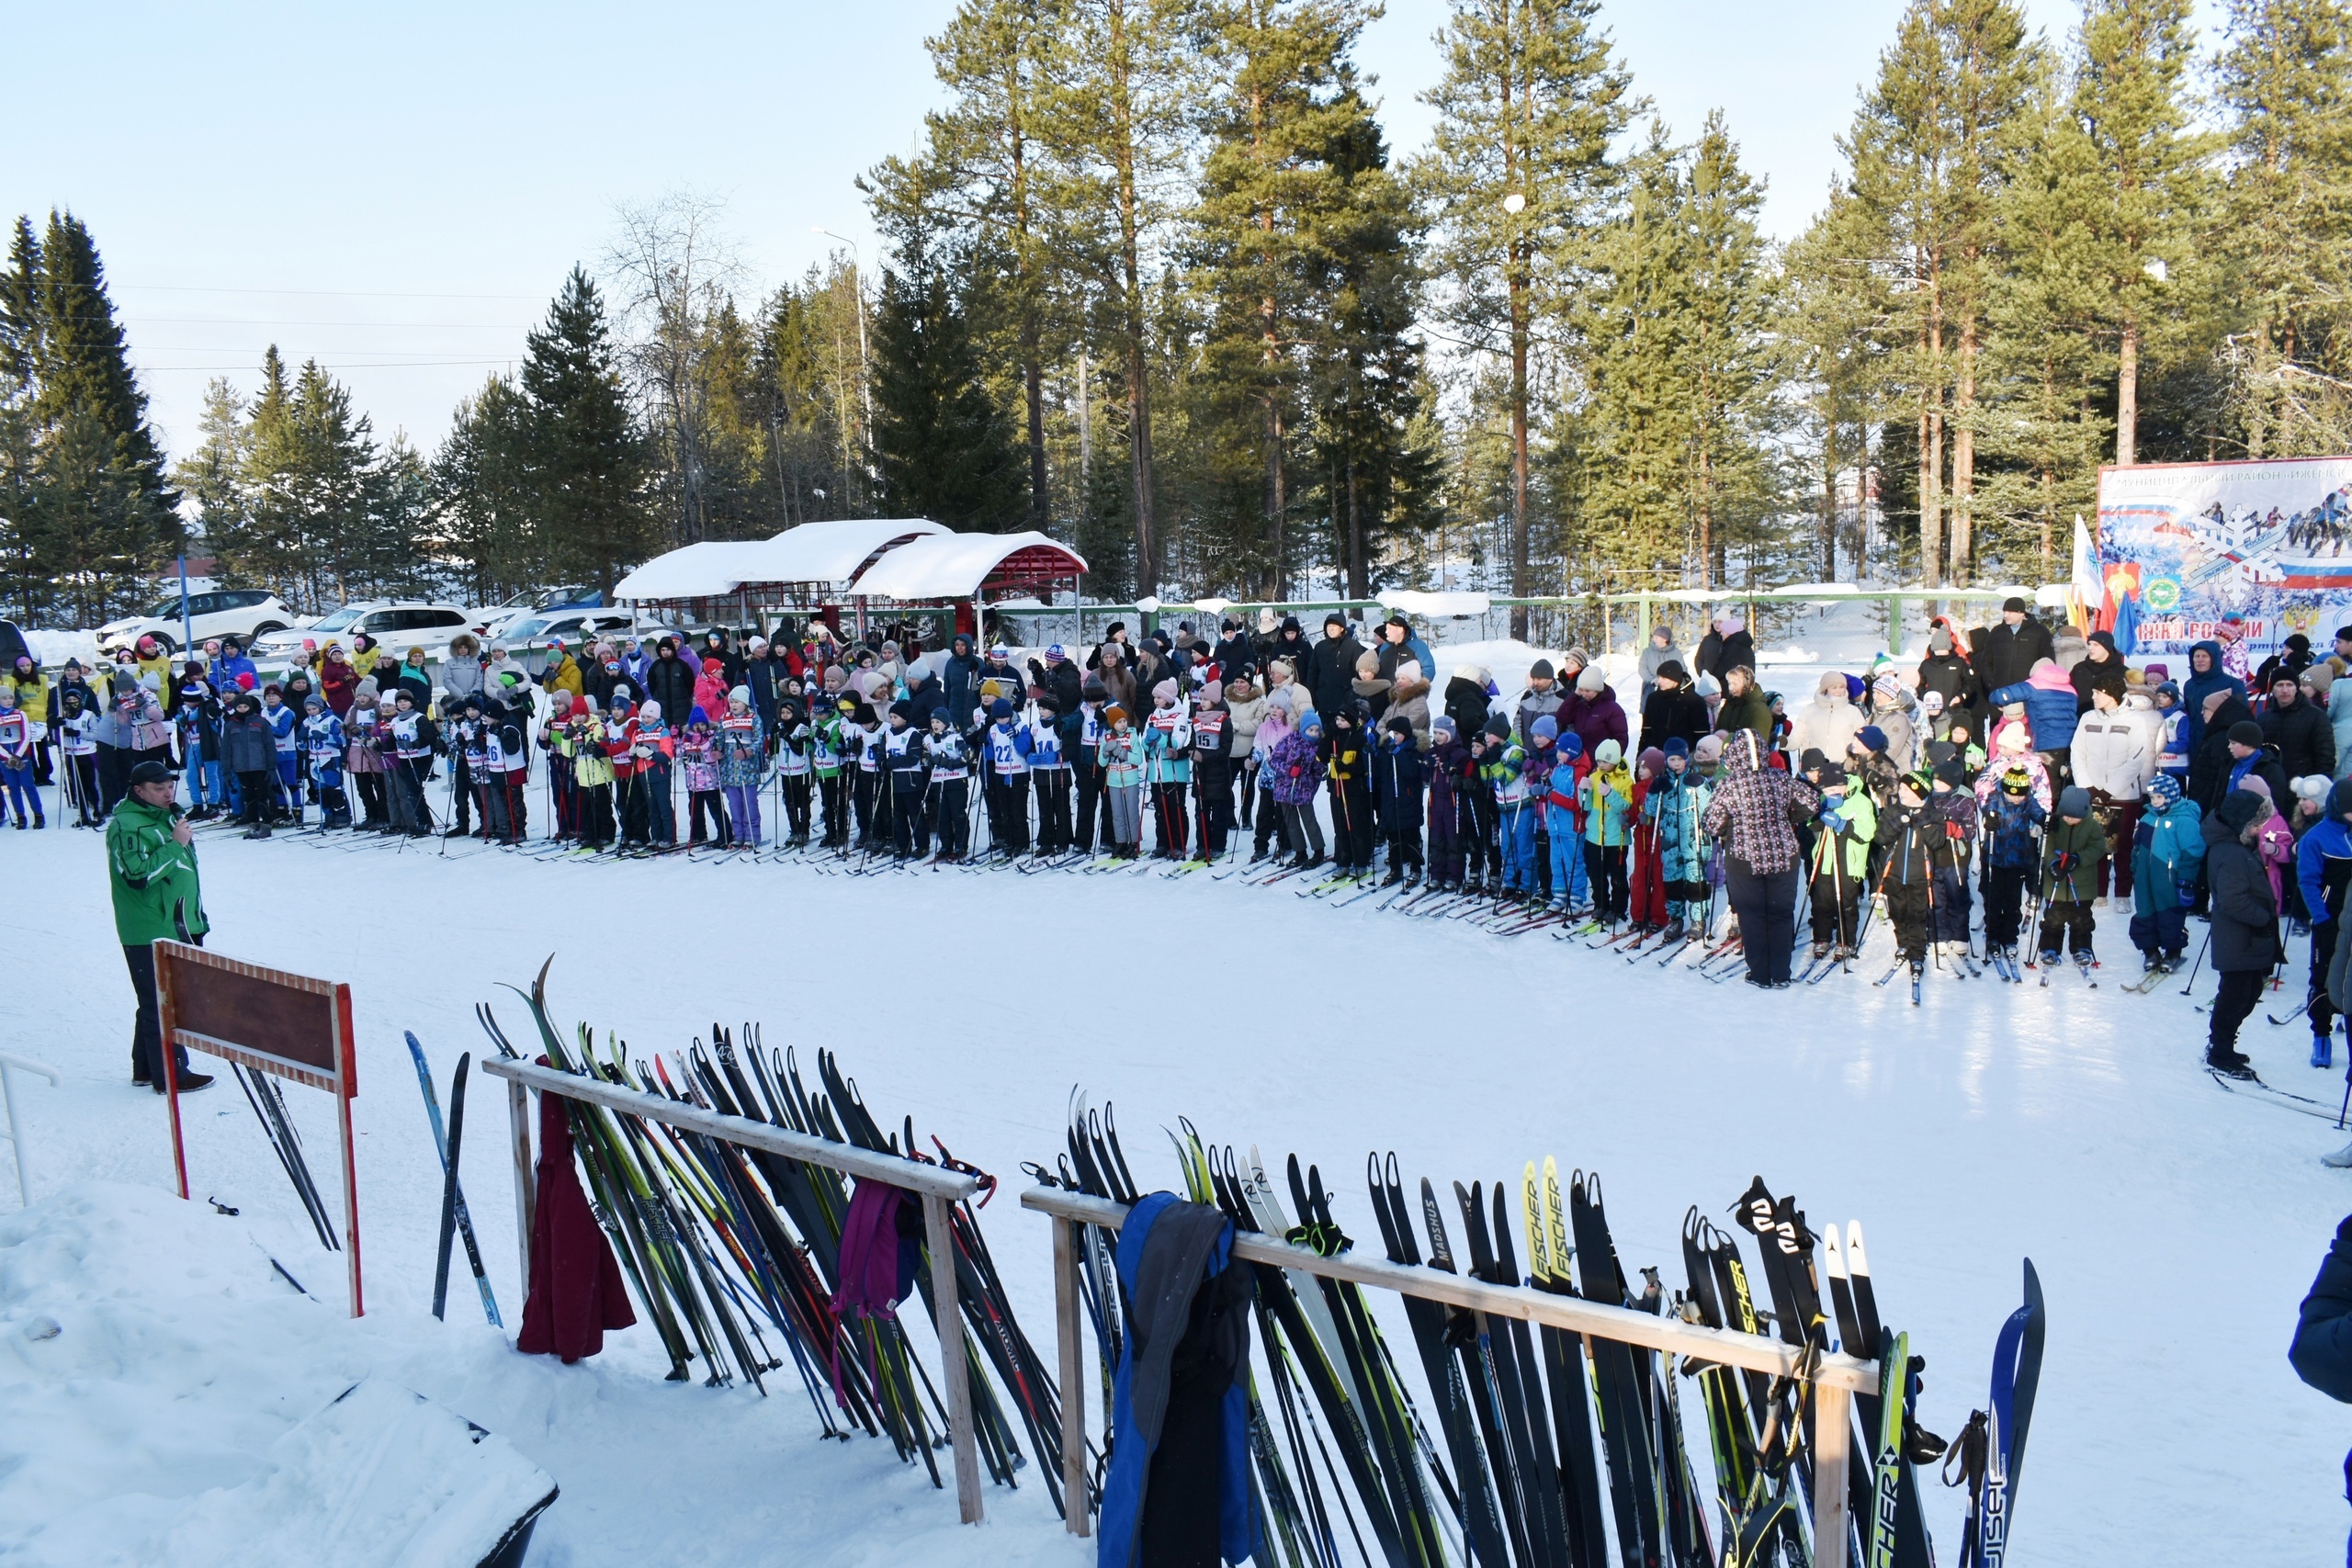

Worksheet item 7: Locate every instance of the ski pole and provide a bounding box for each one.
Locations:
[2177,930,2211,995]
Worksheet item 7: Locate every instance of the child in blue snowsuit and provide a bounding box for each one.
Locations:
[1648,739,1713,938]
[1536,722,1589,913]
[2131,771,2203,970]
[1480,716,1534,899]
[261,684,300,820]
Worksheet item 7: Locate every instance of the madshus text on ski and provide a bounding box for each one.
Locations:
[12,603,2352,1058]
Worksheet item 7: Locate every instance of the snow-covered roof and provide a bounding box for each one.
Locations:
[760,519,950,586]
[848,531,1087,602]
[611,520,949,601]
[1380,588,1492,618]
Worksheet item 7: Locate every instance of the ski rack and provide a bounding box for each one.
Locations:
[1021,1184,1884,1568]
[480,1055,993,1526]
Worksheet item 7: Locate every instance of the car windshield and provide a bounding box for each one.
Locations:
[306,607,364,634]
[502,615,558,642]
[143,598,191,619]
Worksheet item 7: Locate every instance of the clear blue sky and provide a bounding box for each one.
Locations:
[8,0,2221,460]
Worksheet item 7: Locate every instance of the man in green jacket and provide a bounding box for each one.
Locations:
[107,760,214,1093]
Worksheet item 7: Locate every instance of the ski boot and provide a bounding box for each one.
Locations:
[2313,1032,2335,1070]
[1384,862,1405,887]
[1660,917,1686,946]
[2324,1141,2352,1169]
[1811,941,1832,963]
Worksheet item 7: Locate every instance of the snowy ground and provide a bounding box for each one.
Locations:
[2,807,2348,1566]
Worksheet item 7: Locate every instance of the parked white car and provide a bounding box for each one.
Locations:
[96,589,295,654]
[248,601,483,670]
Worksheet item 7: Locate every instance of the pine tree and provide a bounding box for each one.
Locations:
[1419,0,1637,632]
[1044,0,1193,597]
[918,0,1062,530]
[432,375,539,599]
[2071,0,2214,466]
[1305,92,1439,597]
[1187,0,1382,596]
[522,268,654,598]
[868,246,1029,531]
[6,211,180,623]
[1838,0,2038,590]
[2215,0,2352,455]
[172,378,250,552]
[1780,186,1883,581]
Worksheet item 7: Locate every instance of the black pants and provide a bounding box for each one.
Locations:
[931,778,969,856]
[689,788,729,844]
[1470,793,1501,880]
[1034,768,1072,853]
[1074,761,1104,853]
[235,769,274,823]
[1986,864,2030,947]
[1888,879,1931,960]
[580,782,615,846]
[449,755,475,832]
[986,773,1030,852]
[820,773,848,843]
[2211,969,2266,1058]
[1810,869,1862,946]
[889,783,927,855]
[1330,780,1373,868]
[126,938,199,1085]
[2037,899,2095,956]
[1589,844,1628,920]
[1727,861,1798,983]
[353,770,388,827]
[1193,759,1232,858]
[1253,779,1289,856]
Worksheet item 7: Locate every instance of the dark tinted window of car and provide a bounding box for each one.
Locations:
[423,610,467,629]
[231,591,271,609]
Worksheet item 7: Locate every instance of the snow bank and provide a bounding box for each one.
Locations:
[24,628,98,668]
[0,1179,1071,1566]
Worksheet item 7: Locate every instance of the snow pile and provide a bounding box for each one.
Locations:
[24,628,99,667]
[0,1179,1072,1566]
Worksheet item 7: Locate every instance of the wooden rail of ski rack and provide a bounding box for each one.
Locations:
[1022,1185,1882,1568]
[480,1055,991,1526]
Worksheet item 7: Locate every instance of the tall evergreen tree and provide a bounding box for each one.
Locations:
[2,211,179,623]
[868,247,1029,531]
[432,374,539,599]
[2071,0,2214,466]
[521,267,654,598]
[2215,0,2352,455]
[1046,0,1193,597]
[919,0,1062,531]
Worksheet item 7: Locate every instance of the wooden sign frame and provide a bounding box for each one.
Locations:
[153,940,363,1317]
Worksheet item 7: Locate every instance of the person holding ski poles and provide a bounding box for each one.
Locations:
[107,759,214,1093]
[1801,749,1874,963]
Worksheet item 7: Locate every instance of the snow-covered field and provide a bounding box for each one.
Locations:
[1,809,2346,1565]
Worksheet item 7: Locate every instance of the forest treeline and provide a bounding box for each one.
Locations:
[3,0,2347,627]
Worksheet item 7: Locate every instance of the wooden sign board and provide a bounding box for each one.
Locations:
[153,941,363,1316]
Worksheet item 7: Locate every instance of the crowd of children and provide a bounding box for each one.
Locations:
[14,606,2352,1072]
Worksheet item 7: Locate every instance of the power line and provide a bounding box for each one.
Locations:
[51,315,531,328]
[115,283,541,300]
[135,357,519,372]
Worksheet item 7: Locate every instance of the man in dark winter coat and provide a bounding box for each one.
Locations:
[1211,620,1255,683]
[2256,632,2316,694]
[1514,660,1565,739]
[1373,615,1437,684]
[2261,671,2336,779]
[1970,597,2055,696]
[2189,696,2262,811]
[1306,614,1365,724]
[1639,660,1712,753]
[645,639,697,722]
[1693,613,1756,682]
[2070,631,2129,713]
[2204,787,2279,1077]
[1916,624,1983,726]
